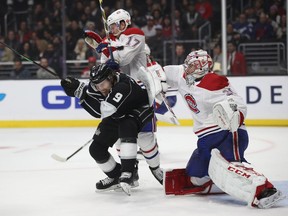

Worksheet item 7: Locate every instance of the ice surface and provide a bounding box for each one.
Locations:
[0,126,287,216]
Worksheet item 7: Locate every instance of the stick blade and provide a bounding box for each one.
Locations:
[51,154,67,162]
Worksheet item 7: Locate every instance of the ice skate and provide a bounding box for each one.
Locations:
[257,188,286,209]
[96,177,120,191]
[149,166,163,185]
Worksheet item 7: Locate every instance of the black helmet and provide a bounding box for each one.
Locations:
[90,64,115,84]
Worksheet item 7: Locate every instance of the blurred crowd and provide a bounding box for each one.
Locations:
[0,0,286,78]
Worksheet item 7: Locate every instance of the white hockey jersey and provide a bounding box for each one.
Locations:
[164,65,247,137]
[100,28,156,105]
[100,28,146,79]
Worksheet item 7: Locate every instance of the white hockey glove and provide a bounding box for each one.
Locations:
[61,77,86,100]
[213,98,241,132]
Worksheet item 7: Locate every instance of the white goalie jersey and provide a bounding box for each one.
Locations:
[163,65,247,136]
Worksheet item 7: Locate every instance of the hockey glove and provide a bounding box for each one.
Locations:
[84,30,103,49]
[96,42,108,53]
[213,98,242,133]
[61,77,86,99]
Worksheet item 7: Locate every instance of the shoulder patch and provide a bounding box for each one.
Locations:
[197,73,229,91]
[123,27,145,36]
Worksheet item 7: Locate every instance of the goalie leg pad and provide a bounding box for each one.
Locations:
[208,148,274,207]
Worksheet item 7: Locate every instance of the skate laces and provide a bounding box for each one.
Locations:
[100,177,115,185]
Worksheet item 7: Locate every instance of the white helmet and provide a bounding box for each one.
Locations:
[184,49,213,85]
[107,9,131,36]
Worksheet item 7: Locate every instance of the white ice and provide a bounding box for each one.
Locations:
[0,126,288,216]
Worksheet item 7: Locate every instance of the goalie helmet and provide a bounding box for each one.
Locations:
[107,9,131,36]
[183,49,213,85]
[90,63,116,84]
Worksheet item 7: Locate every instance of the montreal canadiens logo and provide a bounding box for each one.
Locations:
[184,94,199,113]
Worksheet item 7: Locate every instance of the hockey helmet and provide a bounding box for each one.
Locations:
[183,49,213,85]
[90,63,116,84]
[107,9,131,36]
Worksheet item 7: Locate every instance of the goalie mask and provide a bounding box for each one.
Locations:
[183,49,213,86]
[107,9,131,36]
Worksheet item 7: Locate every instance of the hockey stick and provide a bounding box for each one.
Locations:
[98,0,114,62]
[0,41,59,78]
[159,93,180,125]
[51,138,94,162]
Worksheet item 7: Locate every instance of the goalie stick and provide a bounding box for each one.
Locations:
[51,138,94,162]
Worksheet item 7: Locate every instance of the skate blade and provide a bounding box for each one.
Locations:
[96,184,121,192]
[120,182,131,196]
[258,191,286,209]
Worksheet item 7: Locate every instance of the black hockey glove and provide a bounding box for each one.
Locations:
[61,77,86,99]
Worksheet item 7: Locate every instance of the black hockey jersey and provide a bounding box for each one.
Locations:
[80,73,150,119]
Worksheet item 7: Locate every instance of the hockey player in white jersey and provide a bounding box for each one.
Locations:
[163,49,285,208]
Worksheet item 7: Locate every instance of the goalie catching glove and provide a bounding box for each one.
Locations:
[61,77,87,100]
[213,98,244,132]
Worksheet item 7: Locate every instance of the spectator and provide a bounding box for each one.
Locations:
[5,30,20,50]
[244,6,258,26]
[17,21,32,44]
[212,43,222,67]
[148,24,164,64]
[131,8,146,28]
[43,42,62,74]
[31,3,47,26]
[67,20,83,41]
[65,31,77,60]
[162,15,172,40]
[81,56,97,78]
[11,59,31,79]
[72,38,88,61]
[233,13,254,42]
[19,41,35,59]
[226,23,241,46]
[276,14,287,40]
[194,0,213,20]
[227,40,247,76]
[36,57,57,79]
[268,4,281,33]
[141,15,157,39]
[151,9,163,26]
[175,43,186,65]
[174,9,186,39]
[35,38,48,59]
[182,3,204,28]
[0,37,14,62]
[254,12,275,41]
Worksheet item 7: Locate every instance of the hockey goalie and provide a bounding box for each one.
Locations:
[163,49,285,208]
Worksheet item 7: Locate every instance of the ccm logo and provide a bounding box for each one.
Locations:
[228,166,251,178]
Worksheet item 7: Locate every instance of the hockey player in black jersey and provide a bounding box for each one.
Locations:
[60,63,154,195]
